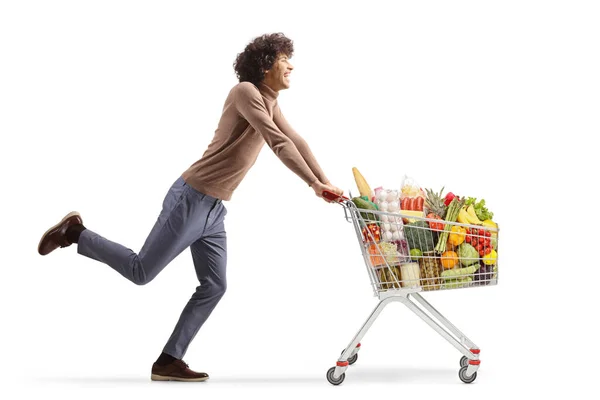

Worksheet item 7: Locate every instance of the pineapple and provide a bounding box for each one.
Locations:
[424,187,447,219]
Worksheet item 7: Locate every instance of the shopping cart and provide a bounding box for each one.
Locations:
[321,190,499,385]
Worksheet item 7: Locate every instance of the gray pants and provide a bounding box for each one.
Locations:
[77,175,228,359]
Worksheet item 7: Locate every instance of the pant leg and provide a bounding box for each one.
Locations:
[162,202,228,359]
[76,176,211,285]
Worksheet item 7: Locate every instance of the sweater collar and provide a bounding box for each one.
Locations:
[257,81,279,102]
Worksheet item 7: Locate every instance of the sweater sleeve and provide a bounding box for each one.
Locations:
[234,83,319,187]
[272,103,330,184]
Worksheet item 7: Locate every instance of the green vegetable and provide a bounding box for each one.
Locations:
[442,277,473,289]
[405,220,435,252]
[352,197,379,224]
[457,242,480,266]
[434,197,465,253]
[464,197,494,221]
[410,248,423,261]
[360,196,379,210]
[440,264,480,279]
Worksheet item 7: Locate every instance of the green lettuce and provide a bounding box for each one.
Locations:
[464,197,494,220]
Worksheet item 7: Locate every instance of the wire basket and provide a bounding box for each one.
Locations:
[342,198,499,296]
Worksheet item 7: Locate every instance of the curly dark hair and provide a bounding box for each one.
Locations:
[233,32,294,85]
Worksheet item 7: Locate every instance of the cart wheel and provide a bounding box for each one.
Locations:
[340,350,359,365]
[326,366,345,385]
[458,366,477,384]
[460,356,469,368]
[348,353,358,365]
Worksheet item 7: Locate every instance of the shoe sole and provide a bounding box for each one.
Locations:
[151,374,209,382]
[38,211,82,255]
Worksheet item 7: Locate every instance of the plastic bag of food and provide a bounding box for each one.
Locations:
[400,175,426,212]
[400,175,425,200]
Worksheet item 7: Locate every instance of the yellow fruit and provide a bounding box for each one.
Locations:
[482,249,498,265]
[441,251,459,269]
[457,208,472,224]
[482,219,497,229]
[482,219,498,238]
[466,205,483,224]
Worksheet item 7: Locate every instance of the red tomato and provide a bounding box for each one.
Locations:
[485,231,491,237]
[479,250,484,257]
[465,236,471,243]
[485,247,492,255]
[476,244,482,251]
[466,228,471,234]
[478,229,484,236]
[485,238,491,245]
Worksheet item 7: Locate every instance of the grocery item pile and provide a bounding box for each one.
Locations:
[349,167,499,292]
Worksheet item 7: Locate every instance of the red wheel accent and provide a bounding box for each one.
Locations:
[469,360,481,365]
[470,349,480,354]
[356,343,361,348]
[336,361,349,367]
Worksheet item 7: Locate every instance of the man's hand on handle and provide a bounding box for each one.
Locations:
[311,181,344,203]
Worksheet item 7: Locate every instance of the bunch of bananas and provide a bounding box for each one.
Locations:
[457,205,483,225]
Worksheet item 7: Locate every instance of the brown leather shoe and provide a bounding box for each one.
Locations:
[151,359,209,382]
[38,211,83,256]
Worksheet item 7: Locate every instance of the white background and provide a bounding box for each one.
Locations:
[1,0,598,398]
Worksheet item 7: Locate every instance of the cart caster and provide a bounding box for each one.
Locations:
[458,366,477,384]
[326,366,345,385]
[461,349,480,368]
[348,353,358,365]
[340,349,358,365]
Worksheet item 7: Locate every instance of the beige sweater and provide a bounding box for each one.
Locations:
[181,81,329,201]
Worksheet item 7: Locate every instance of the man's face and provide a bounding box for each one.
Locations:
[264,53,294,91]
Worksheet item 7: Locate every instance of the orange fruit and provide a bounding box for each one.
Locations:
[441,251,459,269]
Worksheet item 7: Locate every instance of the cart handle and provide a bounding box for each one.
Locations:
[322,190,349,203]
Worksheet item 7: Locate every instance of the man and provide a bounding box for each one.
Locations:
[37,32,344,382]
